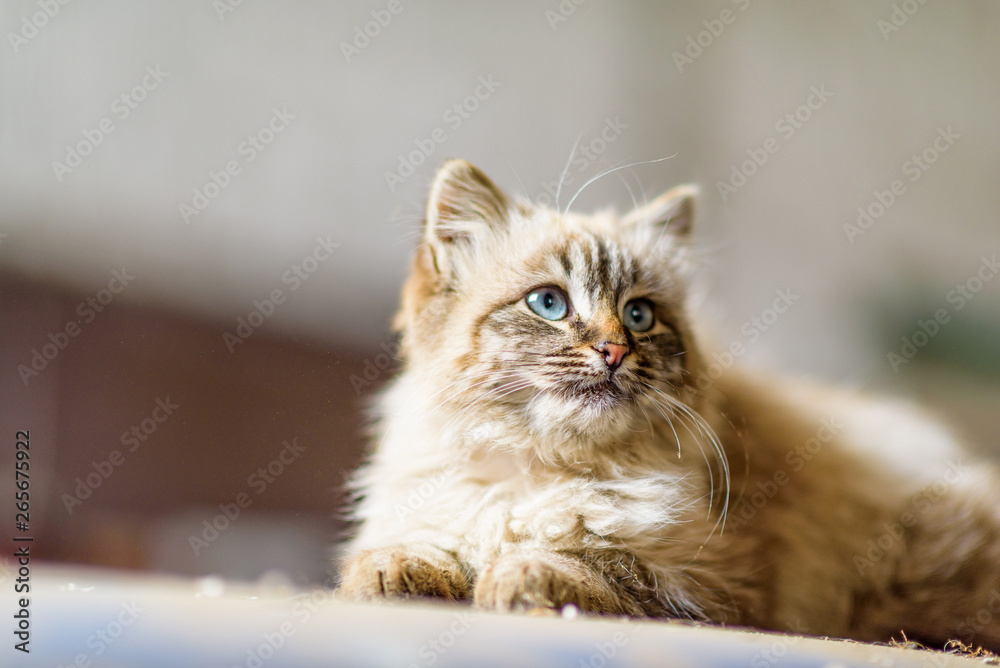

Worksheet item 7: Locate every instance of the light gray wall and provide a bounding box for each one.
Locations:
[3,0,999,381]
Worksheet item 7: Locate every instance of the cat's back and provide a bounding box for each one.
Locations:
[715,365,966,493]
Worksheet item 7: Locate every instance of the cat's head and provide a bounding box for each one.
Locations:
[395,159,705,446]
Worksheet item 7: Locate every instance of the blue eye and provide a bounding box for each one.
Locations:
[623,299,655,332]
[526,287,569,321]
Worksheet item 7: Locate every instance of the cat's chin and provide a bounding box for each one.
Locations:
[527,381,636,439]
[564,380,632,406]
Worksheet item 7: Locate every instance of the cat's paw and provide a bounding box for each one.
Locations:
[474,553,591,613]
[338,546,469,601]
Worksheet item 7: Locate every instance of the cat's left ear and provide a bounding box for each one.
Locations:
[622,185,697,237]
[424,159,510,276]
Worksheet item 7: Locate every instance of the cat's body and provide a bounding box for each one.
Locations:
[339,160,1000,649]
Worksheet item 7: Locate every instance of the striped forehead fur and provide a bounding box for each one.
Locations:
[445,205,690,309]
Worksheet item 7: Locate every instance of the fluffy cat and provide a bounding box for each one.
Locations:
[338,159,1000,650]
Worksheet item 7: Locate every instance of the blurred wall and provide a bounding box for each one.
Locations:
[1,1,999,578]
[0,273,367,583]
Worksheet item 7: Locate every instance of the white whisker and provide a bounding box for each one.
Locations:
[564,155,677,215]
[641,382,730,538]
[555,134,583,210]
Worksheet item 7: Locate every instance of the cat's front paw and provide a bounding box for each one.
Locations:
[474,552,591,613]
[339,545,469,601]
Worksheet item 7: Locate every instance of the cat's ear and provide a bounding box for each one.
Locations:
[622,185,697,237]
[424,159,510,275]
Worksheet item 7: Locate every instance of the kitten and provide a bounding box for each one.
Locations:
[338,159,1000,649]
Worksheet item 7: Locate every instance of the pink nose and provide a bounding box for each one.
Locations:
[594,342,629,371]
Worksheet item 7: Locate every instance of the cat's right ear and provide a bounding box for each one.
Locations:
[423,159,510,277]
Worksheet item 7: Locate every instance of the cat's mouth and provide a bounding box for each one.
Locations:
[560,375,634,405]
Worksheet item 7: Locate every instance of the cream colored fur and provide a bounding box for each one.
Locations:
[339,160,1000,650]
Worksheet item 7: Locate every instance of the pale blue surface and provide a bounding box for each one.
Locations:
[5,566,960,668]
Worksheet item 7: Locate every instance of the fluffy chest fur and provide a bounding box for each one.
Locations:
[349,372,710,573]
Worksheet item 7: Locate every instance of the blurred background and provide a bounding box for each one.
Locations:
[1,1,998,587]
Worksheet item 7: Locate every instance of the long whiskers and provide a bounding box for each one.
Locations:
[640,382,731,539]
